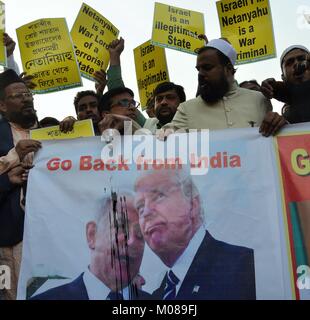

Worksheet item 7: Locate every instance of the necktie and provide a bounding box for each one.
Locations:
[107,291,124,300]
[163,270,179,300]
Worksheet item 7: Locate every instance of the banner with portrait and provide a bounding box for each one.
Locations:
[17,124,310,300]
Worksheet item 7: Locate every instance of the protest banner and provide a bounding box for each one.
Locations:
[71,2,119,80]
[274,127,310,299]
[134,40,169,108]
[216,0,276,64]
[151,2,205,55]
[16,18,82,94]
[0,1,6,67]
[30,119,94,141]
[17,124,310,300]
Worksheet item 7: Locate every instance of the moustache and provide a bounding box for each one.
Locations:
[22,104,35,110]
[295,61,308,76]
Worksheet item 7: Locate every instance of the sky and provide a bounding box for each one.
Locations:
[3,0,310,120]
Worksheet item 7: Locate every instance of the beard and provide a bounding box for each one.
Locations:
[198,73,230,103]
[286,79,310,122]
[155,106,176,125]
[7,106,37,129]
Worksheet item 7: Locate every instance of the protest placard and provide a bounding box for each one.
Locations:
[71,2,119,80]
[216,0,276,64]
[30,119,94,141]
[0,1,6,67]
[134,40,169,108]
[16,18,82,93]
[152,2,205,55]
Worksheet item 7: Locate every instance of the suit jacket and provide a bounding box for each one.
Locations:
[0,118,24,246]
[30,273,152,300]
[152,231,256,300]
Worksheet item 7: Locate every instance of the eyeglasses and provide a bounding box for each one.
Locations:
[6,92,33,100]
[111,99,140,109]
[155,94,178,103]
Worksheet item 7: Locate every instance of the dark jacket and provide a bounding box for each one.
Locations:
[152,231,256,300]
[0,118,24,246]
[30,273,152,300]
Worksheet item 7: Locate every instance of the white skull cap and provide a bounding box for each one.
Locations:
[280,45,309,68]
[206,39,237,66]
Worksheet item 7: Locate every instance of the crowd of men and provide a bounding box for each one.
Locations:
[0,30,309,300]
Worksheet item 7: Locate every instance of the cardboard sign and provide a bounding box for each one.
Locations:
[0,1,6,67]
[152,2,205,55]
[71,2,119,80]
[216,0,276,64]
[16,18,82,93]
[30,119,94,140]
[134,40,169,107]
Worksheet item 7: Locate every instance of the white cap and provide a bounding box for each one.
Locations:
[280,45,309,68]
[206,39,237,66]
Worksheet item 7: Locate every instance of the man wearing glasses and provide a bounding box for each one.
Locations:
[0,69,41,300]
[98,87,141,134]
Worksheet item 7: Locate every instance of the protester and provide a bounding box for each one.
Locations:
[261,45,310,123]
[143,82,186,133]
[38,117,60,128]
[0,69,41,299]
[239,80,261,92]
[145,96,155,118]
[0,69,78,299]
[98,87,141,134]
[160,39,286,138]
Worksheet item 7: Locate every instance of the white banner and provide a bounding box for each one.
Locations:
[18,126,310,300]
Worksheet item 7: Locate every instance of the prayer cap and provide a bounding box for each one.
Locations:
[206,39,237,66]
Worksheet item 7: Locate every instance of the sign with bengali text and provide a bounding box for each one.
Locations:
[16,18,82,93]
[30,119,94,140]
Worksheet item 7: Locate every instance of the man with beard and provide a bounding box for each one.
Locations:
[261,45,310,123]
[161,39,286,136]
[0,69,41,300]
[31,192,151,300]
[143,82,186,134]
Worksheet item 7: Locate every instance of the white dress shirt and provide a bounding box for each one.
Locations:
[83,267,129,300]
